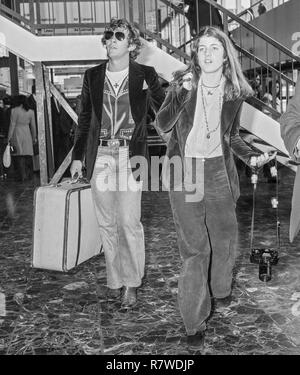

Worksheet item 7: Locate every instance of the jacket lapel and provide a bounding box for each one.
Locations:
[90,61,107,124]
[128,60,145,117]
[221,98,242,136]
[182,86,197,140]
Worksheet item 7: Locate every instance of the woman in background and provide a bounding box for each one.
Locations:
[0,98,10,179]
[8,95,37,182]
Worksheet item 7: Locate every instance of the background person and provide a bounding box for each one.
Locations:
[0,98,10,179]
[262,79,281,114]
[185,0,223,37]
[251,73,263,101]
[258,1,267,16]
[7,95,37,182]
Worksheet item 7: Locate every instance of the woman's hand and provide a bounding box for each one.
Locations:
[182,72,193,91]
[250,151,277,168]
[70,160,83,179]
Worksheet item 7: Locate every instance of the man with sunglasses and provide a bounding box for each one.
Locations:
[70,18,165,308]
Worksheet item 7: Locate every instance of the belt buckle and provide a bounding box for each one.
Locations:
[108,139,120,147]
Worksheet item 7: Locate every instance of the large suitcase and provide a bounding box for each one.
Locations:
[32,180,102,271]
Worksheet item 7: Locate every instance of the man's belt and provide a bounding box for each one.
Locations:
[98,139,128,147]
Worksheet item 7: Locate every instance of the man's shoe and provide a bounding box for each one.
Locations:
[215,295,232,308]
[187,330,205,349]
[106,287,121,301]
[121,286,137,308]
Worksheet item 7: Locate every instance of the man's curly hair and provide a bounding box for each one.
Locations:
[102,18,142,60]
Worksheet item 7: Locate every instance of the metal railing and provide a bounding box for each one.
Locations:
[133,0,299,117]
[215,0,298,115]
[0,0,119,35]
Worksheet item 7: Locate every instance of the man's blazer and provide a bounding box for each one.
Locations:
[72,59,165,180]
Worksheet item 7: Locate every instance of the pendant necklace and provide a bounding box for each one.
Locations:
[109,75,127,90]
[106,69,128,92]
[113,81,121,89]
[200,84,222,139]
[201,81,221,96]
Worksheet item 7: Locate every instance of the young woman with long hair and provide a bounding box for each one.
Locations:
[156,26,275,348]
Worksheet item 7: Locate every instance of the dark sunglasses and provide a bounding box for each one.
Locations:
[104,30,126,42]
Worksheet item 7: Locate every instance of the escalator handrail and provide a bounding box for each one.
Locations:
[136,22,190,61]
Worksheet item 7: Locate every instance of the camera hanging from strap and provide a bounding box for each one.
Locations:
[249,155,279,282]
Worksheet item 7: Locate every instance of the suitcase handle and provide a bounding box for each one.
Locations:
[69,174,89,185]
[48,176,89,187]
[69,176,89,184]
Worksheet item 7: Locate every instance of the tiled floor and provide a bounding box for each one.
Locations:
[1,164,300,355]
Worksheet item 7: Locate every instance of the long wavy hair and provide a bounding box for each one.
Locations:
[102,18,142,60]
[172,26,253,101]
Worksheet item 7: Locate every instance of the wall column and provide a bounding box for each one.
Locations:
[8,52,19,95]
[33,61,48,185]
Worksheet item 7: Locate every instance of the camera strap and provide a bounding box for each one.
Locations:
[249,180,256,251]
[249,157,280,251]
[275,158,281,251]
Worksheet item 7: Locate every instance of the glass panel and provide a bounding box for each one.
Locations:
[53,2,65,24]
[80,1,93,23]
[144,0,156,32]
[19,2,30,20]
[33,1,37,23]
[39,3,53,24]
[94,1,106,23]
[66,1,79,23]
[0,67,11,95]
[94,0,118,23]
[110,0,118,19]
